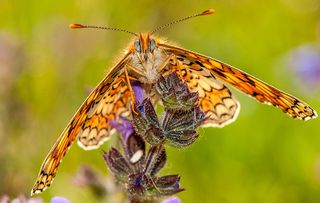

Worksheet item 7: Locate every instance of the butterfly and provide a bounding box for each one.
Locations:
[31,9,317,195]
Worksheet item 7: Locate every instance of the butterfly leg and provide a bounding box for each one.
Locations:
[122,66,140,114]
[126,63,146,76]
[159,54,185,79]
[157,54,176,73]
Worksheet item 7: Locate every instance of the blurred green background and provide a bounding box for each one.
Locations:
[1,0,320,202]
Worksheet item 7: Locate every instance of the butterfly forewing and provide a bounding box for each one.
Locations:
[159,43,317,120]
[31,52,132,195]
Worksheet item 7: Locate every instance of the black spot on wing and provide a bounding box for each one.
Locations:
[195,60,205,68]
[210,69,226,78]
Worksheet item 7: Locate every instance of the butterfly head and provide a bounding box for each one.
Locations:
[132,33,157,60]
[130,33,166,84]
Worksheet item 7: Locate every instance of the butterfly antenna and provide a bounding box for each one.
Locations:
[69,24,138,36]
[151,9,215,34]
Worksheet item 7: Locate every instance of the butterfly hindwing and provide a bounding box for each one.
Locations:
[176,67,240,127]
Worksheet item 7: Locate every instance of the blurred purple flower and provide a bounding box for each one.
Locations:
[50,197,71,203]
[286,45,320,92]
[0,195,10,203]
[72,165,109,198]
[0,195,71,203]
[0,194,43,203]
[161,197,181,203]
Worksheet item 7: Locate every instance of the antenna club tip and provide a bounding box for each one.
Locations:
[201,9,215,16]
[69,24,85,29]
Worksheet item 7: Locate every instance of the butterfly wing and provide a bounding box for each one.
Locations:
[177,66,240,127]
[159,43,317,120]
[31,52,132,195]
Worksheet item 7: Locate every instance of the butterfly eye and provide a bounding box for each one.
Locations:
[149,39,156,52]
[134,40,141,53]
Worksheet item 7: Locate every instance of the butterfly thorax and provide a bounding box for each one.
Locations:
[128,33,168,85]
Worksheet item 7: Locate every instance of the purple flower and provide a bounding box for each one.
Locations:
[156,72,199,111]
[132,73,205,147]
[132,99,164,145]
[110,116,134,142]
[131,81,145,103]
[103,132,184,201]
[72,165,109,198]
[103,72,206,201]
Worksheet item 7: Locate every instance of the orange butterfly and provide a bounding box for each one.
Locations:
[31,9,317,195]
